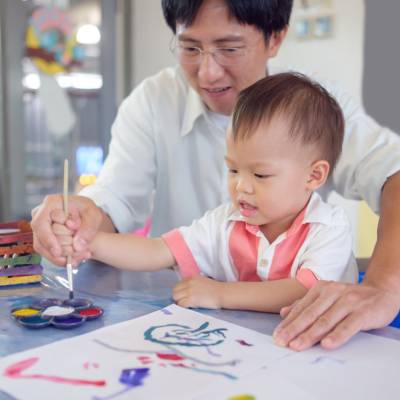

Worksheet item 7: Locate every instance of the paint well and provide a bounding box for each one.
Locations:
[63,298,92,310]
[78,306,103,319]
[41,306,75,317]
[33,298,63,308]
[52,314,86,329]
[12,308,40,317]
[17,315,51,329]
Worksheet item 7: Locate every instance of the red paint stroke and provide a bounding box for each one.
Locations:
[171,363,189,368]
[236,339,253,346]
[137,356,151,361]
[83,361,100,370]
[156,353,185,361]
[4,357,106,387]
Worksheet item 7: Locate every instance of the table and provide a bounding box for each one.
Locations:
[1,260,399,357]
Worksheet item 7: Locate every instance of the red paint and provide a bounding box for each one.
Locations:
[156,353,185,361]
[171,363,188,368]
[4,357,106,387]
[79,308,102,317]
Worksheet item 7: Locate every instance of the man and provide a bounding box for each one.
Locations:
[31,0,400,351]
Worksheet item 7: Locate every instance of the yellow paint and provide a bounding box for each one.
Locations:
[228,396,256,400]
[12,308,39,317]
[356,201,378,258]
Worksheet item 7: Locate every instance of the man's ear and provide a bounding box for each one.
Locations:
[267,27,288,57]
[306,160,330,191]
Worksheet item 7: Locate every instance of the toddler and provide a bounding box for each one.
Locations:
[53,72,357,313]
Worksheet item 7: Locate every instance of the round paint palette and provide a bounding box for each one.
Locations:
[11,297,103,329]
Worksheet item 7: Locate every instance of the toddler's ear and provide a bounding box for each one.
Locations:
[306,160,330,190]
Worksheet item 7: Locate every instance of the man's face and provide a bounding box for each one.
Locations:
[176,0,285,115]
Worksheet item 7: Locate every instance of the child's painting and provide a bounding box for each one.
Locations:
[0,305,292,399]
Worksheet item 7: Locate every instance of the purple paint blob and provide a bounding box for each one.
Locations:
[52,314,86,329]
[119,368,150,387]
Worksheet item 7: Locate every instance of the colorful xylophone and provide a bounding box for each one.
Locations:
[0,220,43,286]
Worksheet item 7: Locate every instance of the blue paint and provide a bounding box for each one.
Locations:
[17,315,51,329]
[119,368,150,387]
[144,323,227,347]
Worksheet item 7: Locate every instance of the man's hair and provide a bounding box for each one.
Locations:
[232,72,345,173]
[161,0,293,42]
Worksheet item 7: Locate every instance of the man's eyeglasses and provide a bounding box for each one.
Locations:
[170,42,248,66]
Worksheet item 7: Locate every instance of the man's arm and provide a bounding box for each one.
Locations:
[273,172,400,350]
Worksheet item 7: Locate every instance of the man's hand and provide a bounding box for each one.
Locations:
[31,194,104,266]
[173,276,223,309]
[273,280,400,351]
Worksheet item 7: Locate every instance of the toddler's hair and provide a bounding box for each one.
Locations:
[232,72,344,173]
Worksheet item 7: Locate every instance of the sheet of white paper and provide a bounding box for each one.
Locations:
[271,332,400,399]
[38,74,76,137]
[194,368,316,400]
[0,305,292,400]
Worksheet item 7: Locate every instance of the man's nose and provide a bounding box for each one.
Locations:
[198,53,225,83]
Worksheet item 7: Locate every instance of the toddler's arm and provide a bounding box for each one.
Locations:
[173,276,307,313]
[52,221,175,271]
[90,231,175,271]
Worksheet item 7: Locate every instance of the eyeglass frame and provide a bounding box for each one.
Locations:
[169,37,254,66]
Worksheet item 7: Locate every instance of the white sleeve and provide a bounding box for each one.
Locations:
[79,79,157,233]
[323,80,400,213]
[166,204,232,280]
[297,212,357,283]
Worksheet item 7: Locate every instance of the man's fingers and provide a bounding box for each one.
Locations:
[31,195,64,259]
[273,282,343,346]
[320,312,364,350]
[287,299,353,351]
[33,231,66,266]
[280,301,298,318]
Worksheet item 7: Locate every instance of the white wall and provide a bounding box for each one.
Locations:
[271,0,365,102]
[131,0,175,86]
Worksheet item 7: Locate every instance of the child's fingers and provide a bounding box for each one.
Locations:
[50,209,68,224]
[52,222,74,236]
[66,208,81,230]
[56,234,73,246]
[61,245,74,257]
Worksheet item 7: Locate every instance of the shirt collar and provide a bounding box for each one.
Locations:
[228,192,333,237]
[180,85,207,137]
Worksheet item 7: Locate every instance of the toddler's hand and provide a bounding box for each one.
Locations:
[51,220,75,259]
[172,276,222,309]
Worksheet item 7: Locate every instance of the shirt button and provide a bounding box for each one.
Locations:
[260,259,269,267]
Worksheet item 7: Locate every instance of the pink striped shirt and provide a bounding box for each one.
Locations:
[162,193,357,288]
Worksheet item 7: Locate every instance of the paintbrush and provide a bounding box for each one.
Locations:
[63,159,74,300]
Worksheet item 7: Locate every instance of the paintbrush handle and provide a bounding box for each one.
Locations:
[63,159,74,296]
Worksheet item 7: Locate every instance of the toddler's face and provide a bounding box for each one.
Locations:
[225,117,317,239]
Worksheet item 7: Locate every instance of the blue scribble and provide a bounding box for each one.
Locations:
[119,368,149,386]
[145,323,227,347]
